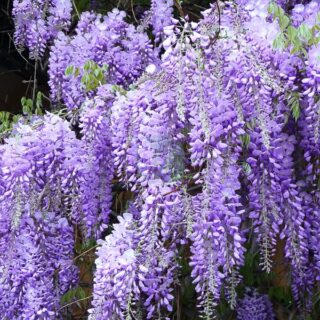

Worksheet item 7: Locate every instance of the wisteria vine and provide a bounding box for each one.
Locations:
[4,0,320,318]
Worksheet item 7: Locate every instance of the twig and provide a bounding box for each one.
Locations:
[7,33,33,67]
[36,182,50,208]
[72,0,80,19]
[59,295,93,310]
[193,4,207,10]
[0,69,21,76]
[32,60,37,106]
[131,0,138,24]
[162,183,201,197]
[73,244,99,262]
[174,0,185,17]
[210,0,221,47]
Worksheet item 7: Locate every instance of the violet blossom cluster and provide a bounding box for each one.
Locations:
[8,0,320,318]
[0,112,115,316]
[237,289,275,320]
[150,0,174,42]
[48,9,157,109]
[79,85,115,237]
[0,115,81,317]
[12,0,72,59]
[67,0,320,317]
[106,77,185,318]
[0,212,77,319]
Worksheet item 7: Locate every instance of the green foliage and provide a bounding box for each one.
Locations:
[60,286,88,305]
[0,112,10,133]
[65,60,108,92]
[0,112,15,134]
[111,84,127,96]
[21,91,43,116]
[240,133,250,149]
[75,238,96,255]
[268,3,309,121]
[0,111,22,135]
[73,0,90,13]
[286,91,300,121]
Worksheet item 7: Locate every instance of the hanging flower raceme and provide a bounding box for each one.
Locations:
[188,93,246,312]
[129,82,184,318]
[0,114,83,224]
[159,5,248,314]
[79,86,114,237]
[111,80,153,190]
[237,289,275,320]
[247,126,307,272]
[0,212,76,319]
[0,110,114,238]
[291,3,320,304]
[88,212,141,320]
[300,45,320,157]
[0,115,83,318]
[150,0,174,42]
[12,0,72,59]
[104,76,186,318]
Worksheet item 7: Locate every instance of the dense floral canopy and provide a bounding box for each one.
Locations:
[2,0,320,319]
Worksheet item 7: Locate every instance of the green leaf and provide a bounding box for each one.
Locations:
[77,287,87,300]
[21,97,26,107]
[83,61,90,72]
[273,33,286,50]
[74,67,80,77]
[242,162,252,175]
[240,133,250,149]
[60,286,88,305]
[36,92,42,109]
[35,107,43,116]
[81,74,89,85]
[111,84,127,96]
[12,115,20,123]
[290,44,301,55]
[22,105,29,115]
[298,23,312,41]
[267,2,276,15]
[286,26,298,43]
[65,65,75,76]
[279,14,290,30]
[102,63,108,72]
[94,68,101,78]
[287,92,300,121]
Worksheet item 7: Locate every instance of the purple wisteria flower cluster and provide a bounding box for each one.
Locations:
[7,0,320,318]
[237,289,275,320]
[12,0,72,59]
[48,9,157,109]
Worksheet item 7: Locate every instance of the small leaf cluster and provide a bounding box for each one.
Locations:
[65,61,108,92]
[1,92,45,136]
[286,91,300,121]
[60,286,88,305]
[21,92,43,116]
[0,112,20,134]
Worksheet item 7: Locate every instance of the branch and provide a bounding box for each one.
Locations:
[59,295,93,310]
[174,0,185,18]
[73,244,99,262]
